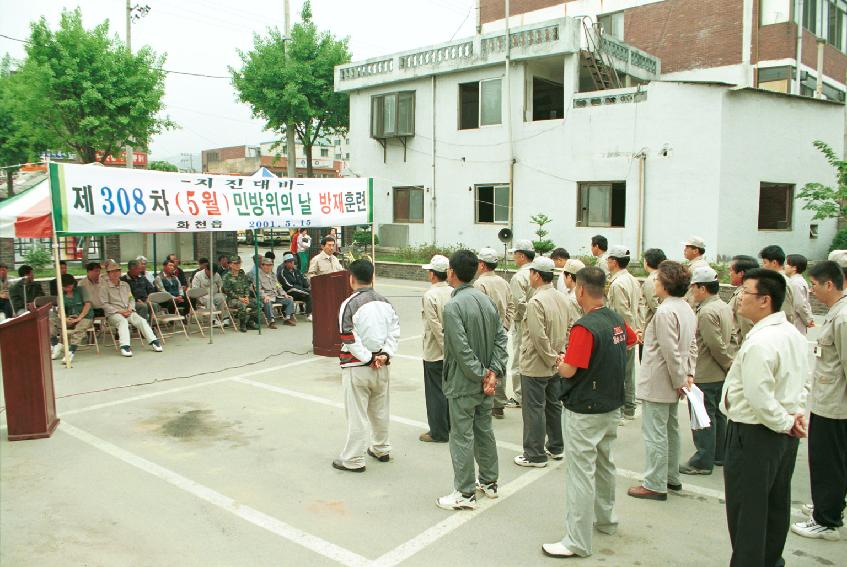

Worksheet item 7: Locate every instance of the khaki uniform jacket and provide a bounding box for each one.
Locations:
[510,264,534,324]
[684,257,710,306]
[520,284,570,377]
[99,278,134,316]
[607,269,642,330]
[639,270,660,331]
[728,285,753,356]
[474,271,515,330]
[638,296,698,403]
[779,272,796,325]
[422,281,453,362]
[788,273,814,334]
[78,276,104,309]
[694,295,734,383]
[306,251,343,279]
[811,294,847,419]
[563,291,583,348]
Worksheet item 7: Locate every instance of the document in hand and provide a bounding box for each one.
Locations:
[684,385,711,431]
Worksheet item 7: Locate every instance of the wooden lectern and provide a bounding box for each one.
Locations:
[0,304,59,441]
[311,271,352,357]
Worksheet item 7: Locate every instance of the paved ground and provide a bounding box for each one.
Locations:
[1,276,844,566]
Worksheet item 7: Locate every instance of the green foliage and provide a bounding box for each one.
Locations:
[0,55,44,196]
[797,140,847,221]
[529,212,556,255]
[148,160,178,172]
[831,227,847,251]
[14,9,174,164]
[231,1,351,176]
[23,246,52,270]
[382,243,468,265]
[352,230,379,246]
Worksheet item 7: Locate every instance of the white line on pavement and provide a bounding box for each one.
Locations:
[60,421,371,567]
[615,468,726,501]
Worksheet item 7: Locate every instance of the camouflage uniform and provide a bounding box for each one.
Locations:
[222,270,256,329]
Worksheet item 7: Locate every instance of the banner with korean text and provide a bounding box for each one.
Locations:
[49,163,373,235]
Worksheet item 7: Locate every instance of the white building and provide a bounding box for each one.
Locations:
[335,16,842,260]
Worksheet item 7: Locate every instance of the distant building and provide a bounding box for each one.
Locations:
[201,144,343,178]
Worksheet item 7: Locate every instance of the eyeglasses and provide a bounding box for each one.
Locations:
[740,289,763,297]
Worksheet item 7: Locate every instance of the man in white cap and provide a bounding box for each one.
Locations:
[515,256,569,467]
[681,266,733,475]
[606,245,642,421]
[475,247,515,418]
[560,258,586,344]
[560,258,586,299]
[829,249,847,277]
[506,239,536,408]
[420,255,454,443]
[683,236,709,307]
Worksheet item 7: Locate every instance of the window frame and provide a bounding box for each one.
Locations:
[576,181,627,228]
[757,182,795,231]
[474,183,511,224]
[392,186,425,224]
[458,78,503,130]
[370,91,416,139]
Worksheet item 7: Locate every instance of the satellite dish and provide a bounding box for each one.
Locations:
[498,228,513,243]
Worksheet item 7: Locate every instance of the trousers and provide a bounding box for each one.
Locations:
[338,365,391,468]
[809,413,847,528]
[640,400,681,493]
[448,393,498,495]
[510,320,524,403]
[423,360,450,441]
[520,375,563,462]
[687,381,726,470]
[107,312,157,347]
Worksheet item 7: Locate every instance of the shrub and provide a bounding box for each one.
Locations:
[831,227,847,251]
[352,230,379,246]
[23,246,52,270]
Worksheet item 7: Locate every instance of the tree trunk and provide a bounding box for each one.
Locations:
[5,169,13,198]
[305,142,314,177]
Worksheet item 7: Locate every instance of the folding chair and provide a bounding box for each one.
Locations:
[147,292,189,343]
[33,295,57,309]
[186,287,226,337]
[102,313,144,351]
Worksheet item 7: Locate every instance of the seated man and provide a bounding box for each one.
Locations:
[49,260,70,295]
[0,263,12,320]
[165,253,189,288]
[99,259,162,357]
[191,257,227,324]
[222,256,258,332]
[121,259,155,321]
[10,265,44,316]
[155,260,185,313]
[50,273,94,363]
[136,256,154,285]
[258,257,295,328]
[277,252,312,321]
[78,262,105,318]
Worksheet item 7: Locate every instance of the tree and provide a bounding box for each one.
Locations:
[148,160,178,172]
[797,140,847,221]
[530,213,556,255]
[0,54,45,197]
[14,9,174,165]
[231,1,351,177]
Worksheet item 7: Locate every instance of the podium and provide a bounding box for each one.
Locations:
[311,271,352,357]
[0,304,59,441]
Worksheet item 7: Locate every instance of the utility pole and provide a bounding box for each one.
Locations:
[505,0,514,232]
[284,0,297,179]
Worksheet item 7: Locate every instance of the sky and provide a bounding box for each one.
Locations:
[0,0,476,164]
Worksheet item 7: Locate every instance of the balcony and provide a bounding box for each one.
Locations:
[336,18,582,92]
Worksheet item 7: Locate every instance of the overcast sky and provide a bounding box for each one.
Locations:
[0,0,476,163]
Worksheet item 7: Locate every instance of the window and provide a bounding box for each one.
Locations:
[393,186,424,223]
[335,153,342,159]
[475,184,510,224]
[598,12,624,40]
[345,153,350,160]
[577,182,626,227]
[459,79,502,130]
[371,91,415,139]
[760,0,791,25]
[757,66,792,93]
[532,77,564,120]
[758,183,794,230]
[828,1,844,48]
[803,0,819,33]
[320,148,329,157]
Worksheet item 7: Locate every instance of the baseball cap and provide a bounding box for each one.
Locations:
[422,255,449,273]
[683,236,707,249]
[282,252,295,262]
[103,259,121,272]
[607,245,630,259]
[509,239,534,254]
[690,266,718,284]
[478,247,499,264]
[528,257,555,274]
[230,255,243,264]
[563,259,586,274]
[828,250,847,268]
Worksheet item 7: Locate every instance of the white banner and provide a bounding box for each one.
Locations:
[50,163,372,234]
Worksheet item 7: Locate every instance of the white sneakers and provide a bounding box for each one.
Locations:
[541,542,578,558]
[475,481,498,499]
[150,340,163,352]
[436,490,477,511]
[51,343,63,360]
[514,455,547,468]
[546,449,565,461]
[120,346,133,357]
[791,519,840,541]
[307,314,313,322]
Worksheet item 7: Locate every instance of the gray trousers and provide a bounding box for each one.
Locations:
[520,375,563,462]
[494,327,509,409]
[510,320,524,403]
[688,381,726,470]
[560,409,619,557]
[623,348,636,415]
[641,400,681,493]
[448,393,498,495]
[338,365,391,468]
[423,360,449,441]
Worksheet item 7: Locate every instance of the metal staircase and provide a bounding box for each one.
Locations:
[580,19,622,91]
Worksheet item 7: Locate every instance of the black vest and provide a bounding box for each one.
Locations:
[560,307,627,414]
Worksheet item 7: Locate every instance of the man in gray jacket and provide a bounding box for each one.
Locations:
[437,250,509,511]
[506,239,535,408]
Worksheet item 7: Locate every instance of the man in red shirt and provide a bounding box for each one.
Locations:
[543,266,637,559]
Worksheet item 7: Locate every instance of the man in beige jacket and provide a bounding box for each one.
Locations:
[606,245,642,421]
[307,236,343,279]
[515,257,569,467]
[681,266,733,475]
[728,255,757,355]
[506,239,536,408]
[760,245,797,326]
[683,236,709,307]
[420,255,455,443]
[475,247,515,418]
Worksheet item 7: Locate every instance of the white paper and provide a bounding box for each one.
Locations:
[684,384,711,431]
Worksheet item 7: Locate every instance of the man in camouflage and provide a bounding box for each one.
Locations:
[222,256,257,332]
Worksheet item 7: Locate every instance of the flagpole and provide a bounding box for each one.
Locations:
[47,158,71,368]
